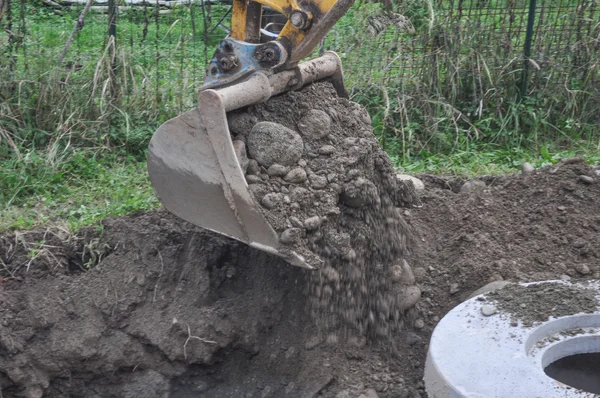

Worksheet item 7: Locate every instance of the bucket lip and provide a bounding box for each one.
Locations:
[424,280,600,398]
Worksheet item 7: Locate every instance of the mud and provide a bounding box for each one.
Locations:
[485,282,598,326]
[2,132,600,395]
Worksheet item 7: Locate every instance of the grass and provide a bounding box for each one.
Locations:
[0,149,158,232]
[1,143,598,234]
[397,143,600,176]
[0,0,599,234]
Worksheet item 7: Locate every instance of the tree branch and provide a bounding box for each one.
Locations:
[58,0,94,65]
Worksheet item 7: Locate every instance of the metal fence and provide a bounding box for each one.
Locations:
[0,0,598,144]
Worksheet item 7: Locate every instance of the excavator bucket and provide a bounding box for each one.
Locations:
[147,52,347,269]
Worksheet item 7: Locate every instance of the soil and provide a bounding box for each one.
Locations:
[485,282,598,327]
[2,110,600,396]
[230,81,420,341]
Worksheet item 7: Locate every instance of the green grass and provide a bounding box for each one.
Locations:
[396,144,600,176]
[1,142,598,234]
[0,149,158,232]
[1,0,599,233]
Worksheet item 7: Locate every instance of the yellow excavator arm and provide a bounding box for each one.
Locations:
[147,0,354,269]
[204,0,353,89]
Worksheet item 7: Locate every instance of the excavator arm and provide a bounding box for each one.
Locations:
[148,0,354,269]
[204,0,354,89]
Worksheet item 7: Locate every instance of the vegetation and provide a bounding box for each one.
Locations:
[0,0,598,232]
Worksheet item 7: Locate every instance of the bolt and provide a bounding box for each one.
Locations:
[290,11,309,30]
[263,48,276,60]
[218,54,238,72]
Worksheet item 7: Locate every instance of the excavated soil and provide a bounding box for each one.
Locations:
[2,97,600,397]
[229,82,420,341]
[485,282,599,327]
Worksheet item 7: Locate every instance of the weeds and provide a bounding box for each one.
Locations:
[0,0,598,236]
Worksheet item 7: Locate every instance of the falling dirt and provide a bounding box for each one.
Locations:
[232,81,420,341]
[2,103,600,397]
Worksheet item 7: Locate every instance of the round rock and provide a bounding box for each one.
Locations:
[284,167,308,184]
[521,162,534,174]
[579,175,594,185]
[261,193,281,210]
[246,159,260,176]
[460,180,486,194]
[267,164,289,177]
[396,174,425,191]
[297,109,331,139]
[318,145,336,155]
[310,175,328,189]
[247,122,304,167]
[481,304,497,316]
[304,216,322,231]
[280,228,302,244]
[397,285,421,311]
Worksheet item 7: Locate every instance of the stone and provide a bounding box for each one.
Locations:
[289,216,304,229]
[267,164,289,177]
[467,281,512,300]
[310,175,328,189]
[280,228,302,244]
[297,109,331,139]
[578,175,594,185]
[573,238,587,248]
[414,319,425,329]
[575,264,591,275]
[246,175,262,184]
[304,216,322,231]
[232,140,249,173]
[247,159,260,176]
[390,259,415,286]
[247,122,304,167]
[481,304,497,316]
[396,174,425,191]
[284,167,308,184]
[521,162,534,174]
[318,145,336,155]
[398,285,421,311]
[340,178,378,208]
[261,193,281,210]
[460,180,486,193]
[450,283,460,295]
[227,112,258,136]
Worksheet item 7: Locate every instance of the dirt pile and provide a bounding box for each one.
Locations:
[1,133,600,395]
[229,81,420,339]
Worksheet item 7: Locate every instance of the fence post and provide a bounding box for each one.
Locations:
[108,0,117,100]
[108,0,117,39]
[520,0,537,101]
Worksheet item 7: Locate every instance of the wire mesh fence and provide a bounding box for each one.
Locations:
[0,0,598,154]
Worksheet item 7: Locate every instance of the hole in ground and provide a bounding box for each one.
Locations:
[544,352,600,395]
